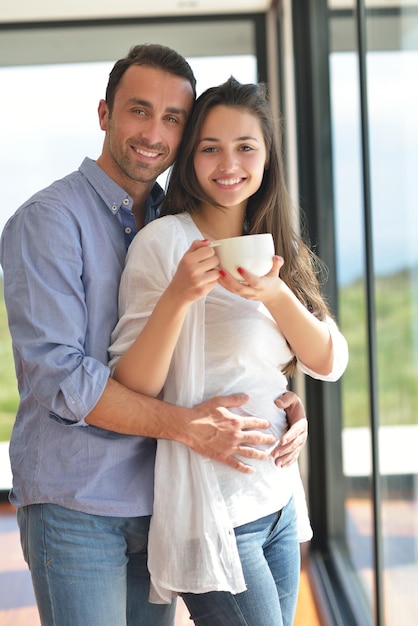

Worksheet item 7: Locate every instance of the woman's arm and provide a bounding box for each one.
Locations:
[262,278,334,375]
[273,391,308,467]
[219,255,336,376]
[111,239,220,396]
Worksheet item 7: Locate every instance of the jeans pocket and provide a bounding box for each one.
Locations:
[267,508,283,537]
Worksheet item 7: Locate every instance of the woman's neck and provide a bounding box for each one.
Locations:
[192,204,246,241]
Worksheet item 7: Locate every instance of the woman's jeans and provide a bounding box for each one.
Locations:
[182,497,300,626]
[17,504,176,626]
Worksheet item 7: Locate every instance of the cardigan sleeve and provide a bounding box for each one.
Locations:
[108,216,188,371]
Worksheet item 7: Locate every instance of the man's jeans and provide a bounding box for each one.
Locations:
[17,504,176,626]
[182,497,300,626]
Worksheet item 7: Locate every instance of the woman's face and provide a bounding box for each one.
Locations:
[193,105,267,211]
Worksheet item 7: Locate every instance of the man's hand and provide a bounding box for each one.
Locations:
[186,394,276,474]
[272,391,308,467]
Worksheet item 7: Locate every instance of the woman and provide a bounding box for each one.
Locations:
[109,77,348,626]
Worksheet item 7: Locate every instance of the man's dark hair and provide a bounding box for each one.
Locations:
[105,43,197,113]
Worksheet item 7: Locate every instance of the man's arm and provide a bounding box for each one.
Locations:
[86,377,277,474]
[272,391,308,467]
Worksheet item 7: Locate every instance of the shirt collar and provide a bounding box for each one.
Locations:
[79,157,164,226]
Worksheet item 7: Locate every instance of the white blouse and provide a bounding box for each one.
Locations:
[109,212,349,603]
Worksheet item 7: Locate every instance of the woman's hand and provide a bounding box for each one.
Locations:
[167,239,220,305]
[272,391,308,467]
[218,254,286,306]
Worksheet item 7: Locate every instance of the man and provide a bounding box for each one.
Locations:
[0,44,307,626]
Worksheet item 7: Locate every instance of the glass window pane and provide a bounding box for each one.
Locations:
[330,46,376,619]
[366,4,418,624]
[330,2,418,624]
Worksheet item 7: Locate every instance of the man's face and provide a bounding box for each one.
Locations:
[98,64,194,187]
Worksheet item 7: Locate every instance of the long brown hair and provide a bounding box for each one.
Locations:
[161,77,331,376]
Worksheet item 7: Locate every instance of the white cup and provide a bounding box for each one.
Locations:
[210,233,275,280]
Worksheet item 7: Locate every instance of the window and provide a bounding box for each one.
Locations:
[329,3,418,624]
[291,2,418,623]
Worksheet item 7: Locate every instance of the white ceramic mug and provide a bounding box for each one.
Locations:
[210,233,275,280]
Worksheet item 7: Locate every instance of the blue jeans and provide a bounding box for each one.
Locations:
[17,504,176,626]
[181,497,300,626]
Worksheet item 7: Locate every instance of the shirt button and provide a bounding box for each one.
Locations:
[123,198,130,206]
[125,227,132,234]
[111,204,118,212]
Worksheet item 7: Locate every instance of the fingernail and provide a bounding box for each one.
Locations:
[237,267,244,275]
[219,269,227,277]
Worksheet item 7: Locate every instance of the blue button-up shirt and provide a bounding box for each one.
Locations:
[0,157,164,515]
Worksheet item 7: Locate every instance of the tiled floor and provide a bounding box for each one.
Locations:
[0,501,321,625]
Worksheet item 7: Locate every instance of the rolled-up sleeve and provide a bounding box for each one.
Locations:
[297,316,349,382]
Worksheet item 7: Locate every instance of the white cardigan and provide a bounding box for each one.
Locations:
[109,212,349,604]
